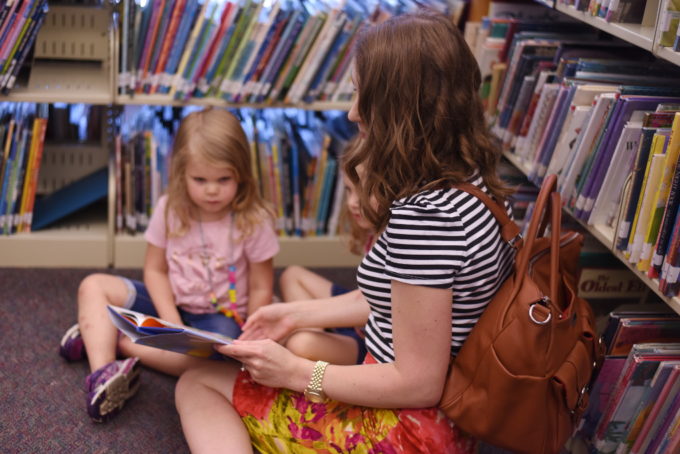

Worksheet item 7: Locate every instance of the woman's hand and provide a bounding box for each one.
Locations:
[216,339,310,390]
[239,303,297,342]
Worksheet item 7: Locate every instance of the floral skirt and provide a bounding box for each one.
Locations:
[232,354,476,454]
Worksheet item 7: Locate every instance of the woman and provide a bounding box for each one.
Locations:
[175,10,515,453]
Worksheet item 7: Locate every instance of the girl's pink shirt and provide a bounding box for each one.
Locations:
[144,195,280,317]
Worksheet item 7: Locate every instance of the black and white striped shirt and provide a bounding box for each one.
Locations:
[357,175,516,363]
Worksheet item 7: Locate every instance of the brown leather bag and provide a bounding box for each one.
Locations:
[440,174,604,454]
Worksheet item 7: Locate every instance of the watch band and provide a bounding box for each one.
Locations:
[306,360,329,398]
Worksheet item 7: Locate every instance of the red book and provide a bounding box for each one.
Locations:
[149,0,187,94]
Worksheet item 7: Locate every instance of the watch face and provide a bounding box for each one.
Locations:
[305,390,325,403]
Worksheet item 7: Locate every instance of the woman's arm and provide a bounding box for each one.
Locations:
[223,280,452,408]
[143,243,183,325]
[239,289,370,341]
[246,258,274,317]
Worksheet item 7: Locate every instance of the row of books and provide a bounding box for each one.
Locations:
[0,0,48,94]
[575,305,680,454]
[117,0,451,104]
[0,102,47,235]
[558,0,647,23]
[114,105,354,237]
[472,12,680,298]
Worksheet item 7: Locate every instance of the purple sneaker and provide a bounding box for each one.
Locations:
[85,357,141,423]
[59,323,86,361]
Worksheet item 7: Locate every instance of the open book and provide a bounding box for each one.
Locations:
[107,305,233,360]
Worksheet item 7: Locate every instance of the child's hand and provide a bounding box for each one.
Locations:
[216,339,310,390]
[239,304,296,342]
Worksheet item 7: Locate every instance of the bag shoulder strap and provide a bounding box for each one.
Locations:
[454,183,523,248]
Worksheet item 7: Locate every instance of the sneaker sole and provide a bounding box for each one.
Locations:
[88,360,141,423]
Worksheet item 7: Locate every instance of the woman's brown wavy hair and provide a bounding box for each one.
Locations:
[165,107,273,238]
[343,10,512,232]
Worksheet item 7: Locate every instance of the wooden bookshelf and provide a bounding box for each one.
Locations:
[0,6,115,105]
[113,234,362,269]
[0,3,357,269]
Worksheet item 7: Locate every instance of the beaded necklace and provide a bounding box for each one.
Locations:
[198,212,244,326]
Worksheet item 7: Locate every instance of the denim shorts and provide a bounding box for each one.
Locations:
[328,284,367,364]
[120,277,242,339]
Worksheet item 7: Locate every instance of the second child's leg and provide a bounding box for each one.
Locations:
[279,265,333,301]
[78,273,130,372]
[76,273,142,422]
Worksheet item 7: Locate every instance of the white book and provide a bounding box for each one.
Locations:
[516,82,559,161]
[547,105,592,182]
[588,120,644,227]
[558,92,618,204]
[512,70,555,153]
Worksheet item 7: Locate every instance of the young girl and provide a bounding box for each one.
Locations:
[175,10,516,453]
[58,107,279,423]
[257,138,372,366]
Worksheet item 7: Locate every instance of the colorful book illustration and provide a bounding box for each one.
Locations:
[107,305,233,360]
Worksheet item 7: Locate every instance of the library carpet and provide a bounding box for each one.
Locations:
[0,267,356,454]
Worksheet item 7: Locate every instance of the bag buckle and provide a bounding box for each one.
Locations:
[528,301,552,325]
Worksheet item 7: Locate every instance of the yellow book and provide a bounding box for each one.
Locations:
[16,118,40,232]
[168,0,211,98]
[627,132,670,263]
[309,135,330,235]
[308,135,330,236]
[638,113,680,271]
[487,62,506,117]
[625,132,668,259]
[216,1,262,98]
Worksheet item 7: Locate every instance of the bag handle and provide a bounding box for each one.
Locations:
[515,174,562,307]
[454,183,523,248]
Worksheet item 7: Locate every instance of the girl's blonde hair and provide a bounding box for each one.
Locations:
[344,10,513,232]
[338,137,373,255]
[165,107,273,237]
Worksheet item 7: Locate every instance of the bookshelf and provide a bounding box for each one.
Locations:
[0,3,359,269]
[493,0,680,317]
[554,1,658,51]
[503,150,680,316]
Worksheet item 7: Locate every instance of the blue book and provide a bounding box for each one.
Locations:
[174,1,218,100]
[316,157,337,235]
[252,9,304,103]
[158,0,199,94]
[0,121,20,234]
[303,13,360,103]
[529,84,575,185]
[201,12,239,97]
[231,7,288,103]
[2,123,28,234]
[32,167,108,231]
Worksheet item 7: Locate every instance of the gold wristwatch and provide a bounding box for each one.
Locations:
[304,360,329,403]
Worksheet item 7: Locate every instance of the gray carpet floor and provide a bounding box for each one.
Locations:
[0,267,356,454]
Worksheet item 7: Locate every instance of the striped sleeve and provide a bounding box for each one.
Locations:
[384,195,467,289]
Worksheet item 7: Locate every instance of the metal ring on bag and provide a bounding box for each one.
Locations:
[528,303,552,325]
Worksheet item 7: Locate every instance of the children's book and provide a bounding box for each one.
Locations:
[107,305,233,360]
